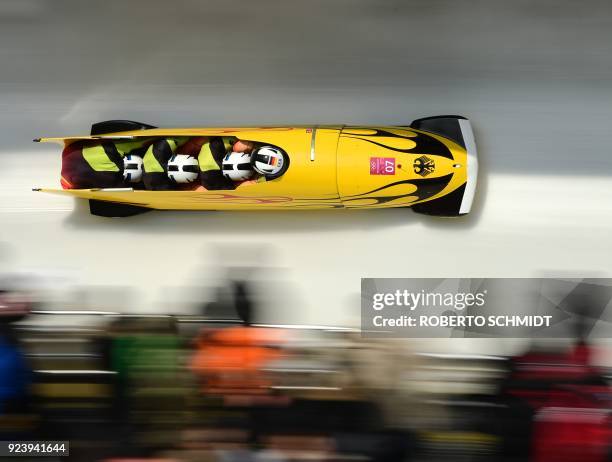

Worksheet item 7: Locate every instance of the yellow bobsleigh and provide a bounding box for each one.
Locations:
[34,116,478,217]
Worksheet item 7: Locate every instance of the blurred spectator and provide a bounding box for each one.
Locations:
[191,280,287,399]
[497,338,610,461]
[106,315,186,456]
[0,289,32,416]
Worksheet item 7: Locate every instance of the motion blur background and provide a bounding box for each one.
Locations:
[0,1,611,460]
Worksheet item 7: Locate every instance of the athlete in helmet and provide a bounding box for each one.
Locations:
[142,137,189,190]
[222,151,255,182]
[251,145,288,180]
[167,154,200,186]
[61,139,151,189]
[122,154,144,184]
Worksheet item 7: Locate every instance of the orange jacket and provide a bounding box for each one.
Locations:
[190,326,286,395]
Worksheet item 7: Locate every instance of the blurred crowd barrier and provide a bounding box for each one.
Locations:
[0,282,610,462]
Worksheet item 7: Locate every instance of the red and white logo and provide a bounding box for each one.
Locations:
[370,157,395,175]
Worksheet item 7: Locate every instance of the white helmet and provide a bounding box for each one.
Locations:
[123,154,143,183]
[222,152,254,181]
[252,146,287,179]
[168,154,199,184]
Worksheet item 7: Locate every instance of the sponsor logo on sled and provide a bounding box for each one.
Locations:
[413,155,435,177]
[370,157,395,175]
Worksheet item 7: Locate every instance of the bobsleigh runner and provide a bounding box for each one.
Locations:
[33,116,478,218]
